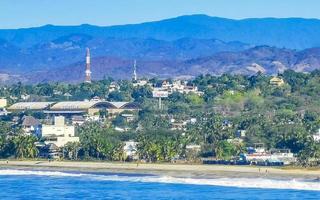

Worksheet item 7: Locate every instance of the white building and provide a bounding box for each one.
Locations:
[153,80,203,96]
[123,141,138,160]
[0,108,9,116]
[133,80,149,87]
[42,116,79,147]
[108,82,120,92]
[313,129,320,142]
[0,98,7,108]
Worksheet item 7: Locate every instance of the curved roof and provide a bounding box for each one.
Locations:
[8,101,140,111]
[93,102,139,109]
[8,102,55,110]
[50,101,100,110]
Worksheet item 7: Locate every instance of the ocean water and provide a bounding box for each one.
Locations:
[0,169,319,199]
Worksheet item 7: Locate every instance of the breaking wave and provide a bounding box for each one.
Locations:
[0,169,319,191]
[0,169,82,177]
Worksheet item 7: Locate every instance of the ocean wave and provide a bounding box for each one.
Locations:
[93,175,320,191]
[0,169,319,191]
[0,169,82,177]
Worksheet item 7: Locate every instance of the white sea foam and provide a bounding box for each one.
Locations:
[0,169,319,191]
[93,175,320,191]
[0,169,82,177]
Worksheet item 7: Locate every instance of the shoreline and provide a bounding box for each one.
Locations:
[1,160,319,180]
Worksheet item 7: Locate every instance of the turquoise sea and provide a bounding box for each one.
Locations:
[0,169,319,199]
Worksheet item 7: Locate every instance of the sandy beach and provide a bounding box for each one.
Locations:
[0,160,319,180]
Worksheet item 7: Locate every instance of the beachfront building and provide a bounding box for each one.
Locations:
[38,143,61,159]
[123,141,138,160]
[21,116,41,136]
[185,144,201,161]
[244,143,296,165]
[42,116,79,147]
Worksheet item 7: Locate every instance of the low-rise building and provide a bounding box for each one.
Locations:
[108,82,120,92]
[0,108,9,116]
[38,143,61,159]
[270,77,285,86]
[121,113,135,122]
[9,101,140,117]
[236,130,246,138]
[123,140,138,160]
[8,102,55,112]
[0,98,7,108]
[71,115,85,126]
[133,80,149,87]
[152,80,203,96]
[42,116,79,147]
[21,116,41,136]
[313,130,320,142]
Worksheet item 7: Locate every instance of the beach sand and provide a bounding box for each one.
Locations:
[0,160,319,180]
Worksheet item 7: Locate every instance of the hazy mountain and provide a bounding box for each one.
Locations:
[0,34,251,73]
[17,46,320,83]
[2,15,320,83]
[1,15,320,49]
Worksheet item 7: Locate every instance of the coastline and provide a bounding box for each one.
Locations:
[1,160,319,180]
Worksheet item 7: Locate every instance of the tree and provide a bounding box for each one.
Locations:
[77,122,123,160]
[136,129,185,162]
[63,142,81,160]
[214,140,237,160]
[13,135,38,159]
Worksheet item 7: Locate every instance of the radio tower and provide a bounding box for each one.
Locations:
[132,60,137,81]
[85,48,92,83]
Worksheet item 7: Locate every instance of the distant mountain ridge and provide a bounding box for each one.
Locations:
[1,15,320,49]
[19,46,320,83]
[0,34,251,73]
[1,14,320,83]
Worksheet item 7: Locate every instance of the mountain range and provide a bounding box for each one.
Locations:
[1,15,320,83]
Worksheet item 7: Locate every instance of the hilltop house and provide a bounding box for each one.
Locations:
[0,98,7,108]
[108,82,120,92]
[153,80,203,96]
[270,77,285,86]
[313,129,320,142]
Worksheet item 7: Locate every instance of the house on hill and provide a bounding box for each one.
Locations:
[0,98,7,108]
[270,77,285,86]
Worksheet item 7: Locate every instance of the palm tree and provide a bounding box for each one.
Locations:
[13,135,38,159]
[64,142,81,160]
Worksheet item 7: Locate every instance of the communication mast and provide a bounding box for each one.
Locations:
[133,60,137,82]
[85,48,92,83]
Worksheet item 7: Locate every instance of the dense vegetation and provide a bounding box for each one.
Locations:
[0,70,320,166]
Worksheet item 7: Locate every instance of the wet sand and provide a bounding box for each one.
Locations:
[0,160,319,180]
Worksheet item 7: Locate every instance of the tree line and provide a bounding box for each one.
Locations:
[0,70,320,166]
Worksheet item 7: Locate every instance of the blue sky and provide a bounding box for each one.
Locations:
[1,0,320,29]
